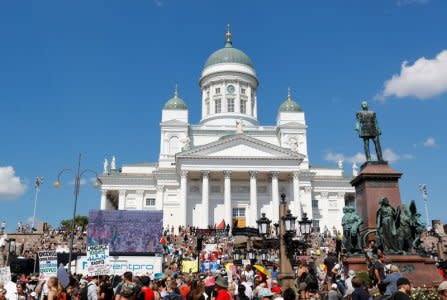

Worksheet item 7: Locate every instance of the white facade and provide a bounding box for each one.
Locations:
[99,28,355,232]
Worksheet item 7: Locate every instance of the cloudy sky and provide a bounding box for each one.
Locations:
[0,0,446,228]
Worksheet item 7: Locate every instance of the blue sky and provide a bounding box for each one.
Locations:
[1,0,446,229]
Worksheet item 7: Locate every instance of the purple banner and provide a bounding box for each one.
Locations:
[88,210,163,253]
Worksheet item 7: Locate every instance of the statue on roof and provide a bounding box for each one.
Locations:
[355,101,384,162]
[111,156,116,170]
[103,158,109,174]
[236,119,244,134]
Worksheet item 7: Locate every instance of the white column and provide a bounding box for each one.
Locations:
[249,171,258,227]
[118,190,126,210]
[271,171,280,222]
[202,171,210,228]
[136,190,144,210]
[180,170,188,226]
[224,171,232,227]
[292,171,301,221]
[100,190,107,210]
[156,186,164,210]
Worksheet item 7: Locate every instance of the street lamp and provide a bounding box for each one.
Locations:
[419,184,430,229]
[53,153,102,274]
[233,249,241,261]
[257,213,271,237]
[282,210,297,234]
[31,177,44,231]
[248,249,256,261]
[298,213,312,239]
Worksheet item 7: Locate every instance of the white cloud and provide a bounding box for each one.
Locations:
[423,137,436,147]
[0,165,27,200]
[378,50,447,100]
[325,148,413,165]
[397,0,430,5]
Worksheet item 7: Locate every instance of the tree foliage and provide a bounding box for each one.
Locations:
[60,215,88,230]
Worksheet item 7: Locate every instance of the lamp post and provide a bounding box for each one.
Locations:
[31,177,44,232]
[257,213,271,237]
[54,153,102,274]
[298,213,312,240]
[278,193,296,290]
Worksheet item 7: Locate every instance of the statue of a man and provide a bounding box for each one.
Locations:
[342,207,363,253]
[376,197,400,253]
[355,101,384,161]
[236,119,244,134]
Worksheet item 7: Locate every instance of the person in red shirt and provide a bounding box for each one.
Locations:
[139,276,155,300]
[215,276,231,300]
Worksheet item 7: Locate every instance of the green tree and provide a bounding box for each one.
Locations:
[60,215,88,231]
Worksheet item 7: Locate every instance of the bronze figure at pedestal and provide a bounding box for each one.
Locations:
[355,101,384,162]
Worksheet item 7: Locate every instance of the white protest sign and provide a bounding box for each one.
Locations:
[38,250,57,280]
[0,267,11,284]
[87,245,110,276]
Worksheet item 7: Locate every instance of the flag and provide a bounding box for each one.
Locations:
[217,219,225,230]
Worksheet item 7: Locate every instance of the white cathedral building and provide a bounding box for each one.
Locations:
[99,27,355,232]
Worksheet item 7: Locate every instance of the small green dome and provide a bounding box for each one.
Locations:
[204,25,254,69]
[279,88,302,112]
[164,86,188,110]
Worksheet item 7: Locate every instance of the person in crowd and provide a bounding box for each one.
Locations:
[99,276,114,300]
[328,283,340,300]
[390,278,411,300]
[116,272,136,300]
[258,288,273,300]
[138,276,154,300]
[164,281,182,300]
[87,278,98,300]
[282,288,295,300]
[17,283,29,300]
[0,288,7,300]
[351,276,368,300]
[383,265,402,296]
[47,277,59,300]
[214,276,231,300]
[345,270,356,297]
[236,285,248,300]
[438,281,447,300]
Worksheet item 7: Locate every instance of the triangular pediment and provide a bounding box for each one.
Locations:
[177,134,304,160]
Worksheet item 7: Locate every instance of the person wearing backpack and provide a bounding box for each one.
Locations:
[115,272,136,300]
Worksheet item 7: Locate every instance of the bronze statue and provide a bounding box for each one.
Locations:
[355,101,384,161]
[376,197,400,253]
[342,207,363,253]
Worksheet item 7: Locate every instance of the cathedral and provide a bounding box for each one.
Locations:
[98,26,355,232]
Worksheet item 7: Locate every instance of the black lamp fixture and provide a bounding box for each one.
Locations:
[273,223,279,236]
[282,209,297,234]
[233,249,241,260]
[298,212,312,237]
[248,249,256,260]
[257,213,271,237]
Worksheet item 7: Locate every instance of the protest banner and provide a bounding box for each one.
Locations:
[0,267,11,284]
[182,260,198,273]
[87,245,110,276]
[38,251,57,280]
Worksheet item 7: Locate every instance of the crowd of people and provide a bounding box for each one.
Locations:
[1,223,447,300]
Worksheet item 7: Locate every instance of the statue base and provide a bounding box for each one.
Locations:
[350,161,402,243]
[344,255,442,287]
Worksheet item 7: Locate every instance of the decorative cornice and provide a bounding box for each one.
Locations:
[201,170,210,177]
[249,171,258,179]
[223,170,232,178]
[271,171,280,178]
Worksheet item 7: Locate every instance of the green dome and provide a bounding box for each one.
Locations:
[164,86,188,110]
[204,25,254,69]
[279,88,302,112]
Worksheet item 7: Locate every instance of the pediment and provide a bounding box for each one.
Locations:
[177,134,304,160]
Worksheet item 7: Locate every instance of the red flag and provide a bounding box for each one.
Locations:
[217,219,225,230]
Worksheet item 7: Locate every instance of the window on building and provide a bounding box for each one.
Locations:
[312,199,319,208]
[312,220,320,232]
[145,198,156,206]
[240,99,246,114]
[241,88,246,95]
[215,99,221,113]
[205,100,210,115]
[232,208,246,217]
[227,98,234,112]
[207,90,210,98]
[215,87,221,94]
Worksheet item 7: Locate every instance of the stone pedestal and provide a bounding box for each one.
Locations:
[350,161,402,242]
[344,255,442,287]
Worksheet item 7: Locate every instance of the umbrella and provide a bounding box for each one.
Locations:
[253,264,270,277]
